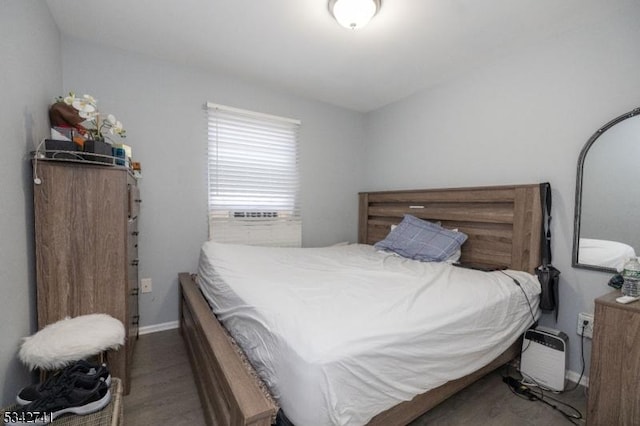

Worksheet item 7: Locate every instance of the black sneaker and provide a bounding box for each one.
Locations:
[6,377,111,425]
[17,360,111,406]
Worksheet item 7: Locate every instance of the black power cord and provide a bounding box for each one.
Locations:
[562,322,586,392]
[498,270,537,355]
[499,270,537,327]
[503,371,583,425]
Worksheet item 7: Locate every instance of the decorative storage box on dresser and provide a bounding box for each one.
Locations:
[587,291,640,425]
[33,160,140,394]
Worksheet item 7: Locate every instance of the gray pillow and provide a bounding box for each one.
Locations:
[374,214,468,262]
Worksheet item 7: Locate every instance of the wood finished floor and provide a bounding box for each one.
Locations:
[123,329,204,425]
[124,329,587,425]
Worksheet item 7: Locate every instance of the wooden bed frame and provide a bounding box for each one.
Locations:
[179,183,543,426]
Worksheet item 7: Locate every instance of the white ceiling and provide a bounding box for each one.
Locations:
[46,0,610,112]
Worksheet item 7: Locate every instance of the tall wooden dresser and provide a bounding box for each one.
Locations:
[33,160,140,394]
[587,291,640,425]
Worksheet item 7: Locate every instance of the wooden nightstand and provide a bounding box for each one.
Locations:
[587,291,640,425]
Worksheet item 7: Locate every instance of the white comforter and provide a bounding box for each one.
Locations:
[197,242,540,426]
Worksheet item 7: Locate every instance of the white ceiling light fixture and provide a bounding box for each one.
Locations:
[329,0,381,30]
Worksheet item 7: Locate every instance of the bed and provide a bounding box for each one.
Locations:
[179,183,543,426]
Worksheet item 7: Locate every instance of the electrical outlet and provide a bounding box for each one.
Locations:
[577,312,594,339]
[141,278,152,293]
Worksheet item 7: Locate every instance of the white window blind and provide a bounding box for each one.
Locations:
[206,102,301,247]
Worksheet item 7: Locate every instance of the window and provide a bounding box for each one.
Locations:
[206,102,301,247]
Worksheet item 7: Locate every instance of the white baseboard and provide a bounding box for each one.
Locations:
[138,320,179,336]
[566,369,589,388]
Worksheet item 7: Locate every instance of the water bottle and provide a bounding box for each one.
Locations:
[621,257,640,297]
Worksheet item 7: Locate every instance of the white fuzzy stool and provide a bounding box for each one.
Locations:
[19,314,125,371]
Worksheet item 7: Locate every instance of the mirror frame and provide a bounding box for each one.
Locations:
[573,106,640,272]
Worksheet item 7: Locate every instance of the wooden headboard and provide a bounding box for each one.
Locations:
[358,184,543,273]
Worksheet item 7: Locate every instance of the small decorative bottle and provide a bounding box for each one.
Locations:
[621,257,640,297]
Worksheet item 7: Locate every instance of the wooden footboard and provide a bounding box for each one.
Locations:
[179,272,276,426]
[180,272,521,426]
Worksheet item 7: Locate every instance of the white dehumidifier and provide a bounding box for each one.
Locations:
[520,326,568,391]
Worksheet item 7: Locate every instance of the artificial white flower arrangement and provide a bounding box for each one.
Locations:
[55,92,126,142]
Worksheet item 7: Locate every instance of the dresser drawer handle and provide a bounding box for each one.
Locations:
[131,288,139,296]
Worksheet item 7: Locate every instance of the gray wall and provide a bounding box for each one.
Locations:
[0,0,61,406]
[61,36,366,328]
[363,2,640,381]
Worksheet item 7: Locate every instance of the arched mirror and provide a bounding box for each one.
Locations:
[573,107,640,272]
